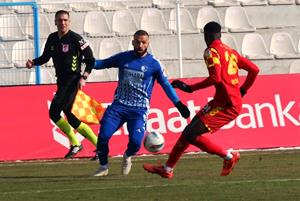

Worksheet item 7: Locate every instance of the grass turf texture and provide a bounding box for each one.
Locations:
[0,150,300,201]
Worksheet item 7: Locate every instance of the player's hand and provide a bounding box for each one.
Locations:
[79,74,88,88]
[175,101,190,119]
[171,80,192,93]
[240,87,247,97]
[26,59,34,69]
[79,78,86,89]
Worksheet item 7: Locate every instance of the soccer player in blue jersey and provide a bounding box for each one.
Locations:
[92,30,190,176]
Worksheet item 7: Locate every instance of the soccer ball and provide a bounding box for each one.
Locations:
[144,131,165,153]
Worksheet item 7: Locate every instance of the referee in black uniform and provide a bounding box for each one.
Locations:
[26,10,97,159]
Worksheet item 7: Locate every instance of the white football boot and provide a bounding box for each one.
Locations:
[121,154,132,175]
[93,166,109,177]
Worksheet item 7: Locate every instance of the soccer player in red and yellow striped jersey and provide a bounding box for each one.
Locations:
[143,21,259,178]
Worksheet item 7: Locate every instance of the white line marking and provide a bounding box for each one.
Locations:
[1,178,300,195]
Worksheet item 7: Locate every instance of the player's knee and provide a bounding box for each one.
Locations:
[49,108,60,123]
[182,126,197,143]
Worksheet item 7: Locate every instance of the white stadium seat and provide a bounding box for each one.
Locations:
[150,35,178,60]
[83,11,114,38]
[208,0,240,7]
[289,60,300,73]
[11,0,33,14]
[181,0,208,6]
[12,40,34,68]
[97,1,126,11]
[225,6,256,32]
[242,33,274,60]
[268,0,295,5]
[181,34,205,60]
[28,68,55,84]
[112,9,138,37]
[98,38,123,59]
[39,0,71,13]
[69,3,99,12]
[222,34,239,51]
[0,14,27,41]
[25,14,51,39]
[239,0,268,6]
[196,6,227,32]
[140,8,172,35]
[169,8,199,34]
[270,32,300,59]
[123,0,152,8]
[0,44,14,69]
[152,0,175,9]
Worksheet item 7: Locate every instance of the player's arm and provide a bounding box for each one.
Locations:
[79,38,95,78]
[156,63,190,119]
[94,53,121,70]
[171,48,221,93]
[189,48,222,91]
[27,37,52,68]
[238,55,260,96]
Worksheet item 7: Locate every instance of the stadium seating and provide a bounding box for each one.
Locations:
[11,40,34,68]
[0,43,14,69]
[270,32,300,59]
[168,8,199,34]
[289,60,300,73]
[196,6,227,32]
[238,0,268,6]
[208,0,240,7]
[140,8,172,35]
[70,11,85,35]
[112,9,138,37]
[181,0,208,6]
[39,0,71,13]
[224,6,256,32]
[152,0,176,9]
[222,34,239,51]
[69,2,99,12]
[28,67,55,84]
[25,14,51,39]
[83,11,114,38]
[123,0,152,8]
[1,0,300,85]
[11,0,33,14]
[181,34,205,60]
[150,35,178,60]
[268,0,295,5]
[97,1,126,11]
[0,14,27,41]
[98,38,123,59]
[242,33,274,60]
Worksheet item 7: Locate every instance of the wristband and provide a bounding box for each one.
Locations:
[81,75,88,80]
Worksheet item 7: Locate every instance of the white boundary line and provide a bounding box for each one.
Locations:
[1,178,300,195]
[1,147,300,166]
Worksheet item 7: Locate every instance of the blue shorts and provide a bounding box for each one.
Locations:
[99,103,147,156]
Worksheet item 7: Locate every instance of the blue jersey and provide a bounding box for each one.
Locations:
[94,51,179,110]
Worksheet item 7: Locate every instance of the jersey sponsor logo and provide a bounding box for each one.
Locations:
[79,39,89,50]
[124,69,144,80]
[62,44,69,53]
[141,65,148,72]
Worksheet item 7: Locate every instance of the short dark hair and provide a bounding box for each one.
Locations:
[55,10,70,18]
[203,21,221,34]
[134,30,149,37]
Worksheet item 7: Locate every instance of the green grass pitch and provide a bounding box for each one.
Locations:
[0,150,300,201]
